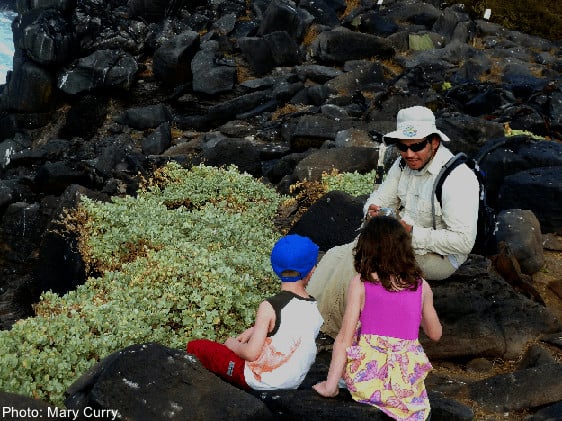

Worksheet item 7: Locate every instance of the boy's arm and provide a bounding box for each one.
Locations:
[421,280,442,342]
[225,300,274,361]
[236,326,255,343]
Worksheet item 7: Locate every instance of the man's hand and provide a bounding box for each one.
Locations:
[365,204,381,220]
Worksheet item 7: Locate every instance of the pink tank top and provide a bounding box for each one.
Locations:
[359,277,423,340]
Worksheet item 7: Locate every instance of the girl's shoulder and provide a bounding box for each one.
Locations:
[350,274,367,295]
[420,278,433,299]
[350,274,365,289]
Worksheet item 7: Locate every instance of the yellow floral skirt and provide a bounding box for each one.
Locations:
[343,334,433,421]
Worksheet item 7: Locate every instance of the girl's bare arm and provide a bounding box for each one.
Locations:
[421,280,442,341]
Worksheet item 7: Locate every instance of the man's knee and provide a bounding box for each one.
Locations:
[416,254,457,281]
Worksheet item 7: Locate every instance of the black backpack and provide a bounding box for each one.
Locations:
[432,152,498,256]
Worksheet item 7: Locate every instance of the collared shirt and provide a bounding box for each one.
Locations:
[363,146,479,265]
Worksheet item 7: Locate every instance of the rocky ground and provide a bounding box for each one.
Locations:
[429,248,562,420]
[0,0,561,418]
[535,250,562,323]
[444,0,562,42]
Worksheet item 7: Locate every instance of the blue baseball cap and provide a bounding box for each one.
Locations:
[271,235,319,282]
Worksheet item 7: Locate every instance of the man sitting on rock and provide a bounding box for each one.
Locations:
[307,105,479,338]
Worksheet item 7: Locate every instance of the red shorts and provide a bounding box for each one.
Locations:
[186,339,249,390]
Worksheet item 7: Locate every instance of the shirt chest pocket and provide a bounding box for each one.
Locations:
[398,177,441,228]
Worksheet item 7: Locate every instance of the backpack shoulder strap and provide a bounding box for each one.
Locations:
[435,153,469,205]
[431,153,468,230]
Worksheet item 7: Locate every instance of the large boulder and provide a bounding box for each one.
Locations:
[191,47,237,95]
[289,190,364,251]
[57,49,138,95]
[426,256,560,360]
[152,30,200,87]
[293,147,378,182]
[238,31,303,76]
[309,29,395,64]
[478,136,562,210]
[495,209,544,274]
[497,166,562,235]
[13,8,75,65]
[65,343,273,421]
[1,58,56,112]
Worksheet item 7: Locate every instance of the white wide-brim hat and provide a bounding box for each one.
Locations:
[383,106,450,144]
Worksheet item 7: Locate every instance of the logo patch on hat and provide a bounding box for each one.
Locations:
[401,125,418,137]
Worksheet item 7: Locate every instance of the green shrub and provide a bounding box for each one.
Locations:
[0,163,285,406]
[322,169,378,197]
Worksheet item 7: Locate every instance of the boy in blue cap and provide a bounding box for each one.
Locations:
[187,234,324,390]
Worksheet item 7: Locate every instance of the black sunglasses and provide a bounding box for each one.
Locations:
[396,138,429,153]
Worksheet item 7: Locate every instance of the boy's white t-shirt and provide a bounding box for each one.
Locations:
[244,291,323,390]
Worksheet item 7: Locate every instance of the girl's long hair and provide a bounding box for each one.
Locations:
[353,216,422,290]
